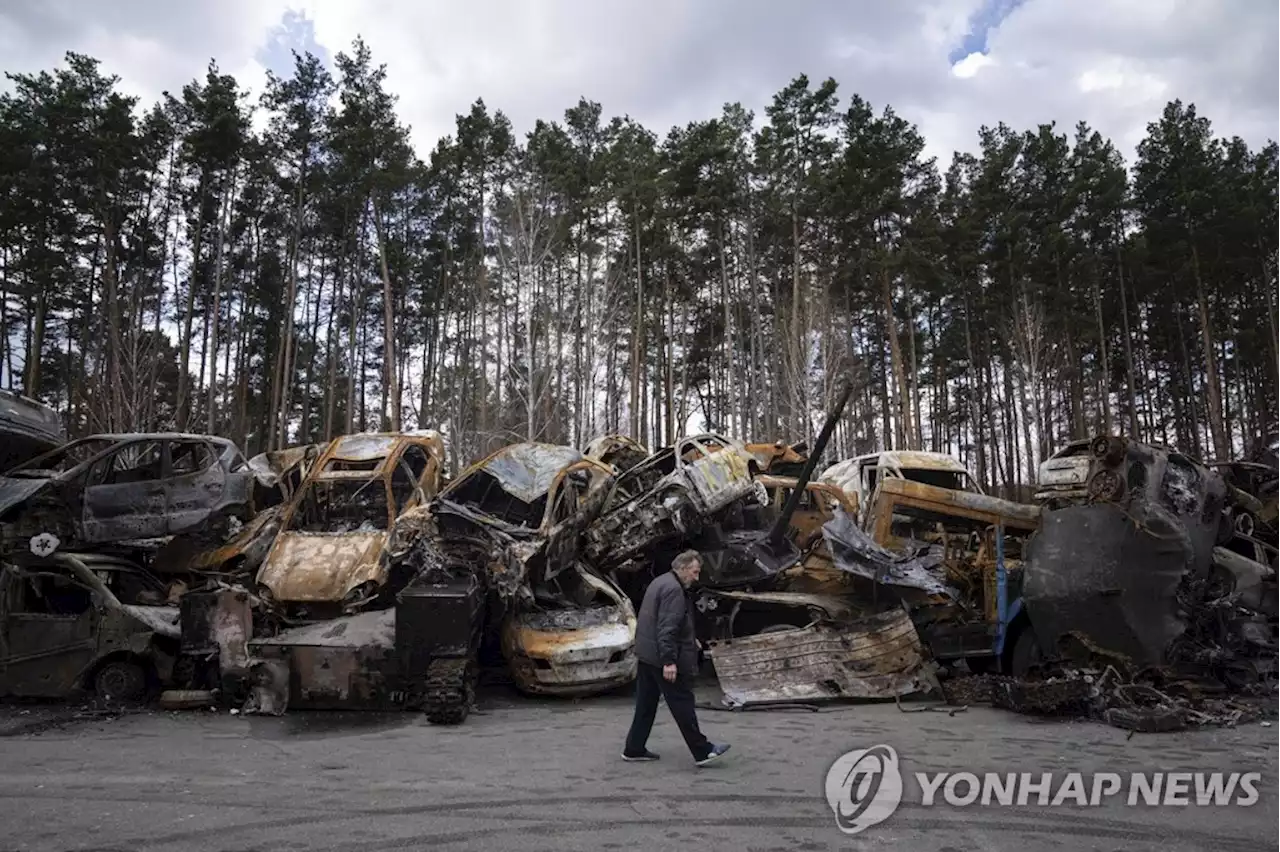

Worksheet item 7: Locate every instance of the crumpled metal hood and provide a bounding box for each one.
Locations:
[0,476,53,517]
[821,507,955,597]
[479,443,584,504]
[708,608,936,706]
[257,531,387,602]
[120,604,181,638]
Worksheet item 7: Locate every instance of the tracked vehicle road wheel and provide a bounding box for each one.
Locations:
[424,657,474,725]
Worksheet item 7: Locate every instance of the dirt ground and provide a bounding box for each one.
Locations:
[0,684,1276,852]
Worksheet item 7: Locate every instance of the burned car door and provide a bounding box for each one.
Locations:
[0,563,97,697]
[539,464,609,581]
[81,439,168,542]
[165,439,226,535]
[681,435,753,513]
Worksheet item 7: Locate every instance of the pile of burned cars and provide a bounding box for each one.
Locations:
[1,396,1272,733]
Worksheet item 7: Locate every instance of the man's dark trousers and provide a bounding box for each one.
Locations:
[624,661,711,760]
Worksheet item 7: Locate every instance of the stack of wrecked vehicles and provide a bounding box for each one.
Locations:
[0,380,943,721]
[1,402,1271,734]
[985,434,1278,731]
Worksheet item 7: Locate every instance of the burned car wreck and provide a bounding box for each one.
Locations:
[1022,437,1227,668]
[0,553,180,702]
[409,442,636,703]
[253,432,446,621]
[585,432,767,589]
[0,433,261,559]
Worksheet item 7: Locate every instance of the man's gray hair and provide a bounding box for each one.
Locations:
[672,549,702,573]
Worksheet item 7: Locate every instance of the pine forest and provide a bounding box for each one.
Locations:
[1,42,1276,495]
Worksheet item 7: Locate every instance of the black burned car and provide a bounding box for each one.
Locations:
[0,433,258,557]
[0,553,181,702]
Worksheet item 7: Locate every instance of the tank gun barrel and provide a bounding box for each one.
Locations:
[765,380,854,548]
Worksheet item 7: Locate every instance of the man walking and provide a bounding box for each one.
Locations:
[622,549,731,767]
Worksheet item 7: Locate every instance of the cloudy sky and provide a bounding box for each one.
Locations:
[1,0,1275,166]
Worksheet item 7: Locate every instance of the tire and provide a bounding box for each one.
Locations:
[93,659,148,703]
[964,656,997,675]
[1007,627,1042,678]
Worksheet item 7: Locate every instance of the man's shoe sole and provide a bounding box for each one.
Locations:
[696,748,730,767]
[620,753,658,762]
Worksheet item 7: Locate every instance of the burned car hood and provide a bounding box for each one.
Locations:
[256,531,386,602]
[121,604,182,638]
[0,476,54,517]
[480,443,584,504]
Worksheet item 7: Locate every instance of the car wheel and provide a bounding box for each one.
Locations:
[94,659,148,703]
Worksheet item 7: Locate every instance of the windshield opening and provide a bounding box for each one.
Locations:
[289,479,390,533]
[9,438,116,475]
[448,469,547,528]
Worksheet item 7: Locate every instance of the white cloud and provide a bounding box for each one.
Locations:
[952,52,996,79]
[0,0,1274,170]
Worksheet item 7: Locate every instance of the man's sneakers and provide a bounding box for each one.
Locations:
[695,743,731,767]
[623,744,731,766]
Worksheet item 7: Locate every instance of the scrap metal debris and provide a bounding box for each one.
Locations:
[708,607,939,707]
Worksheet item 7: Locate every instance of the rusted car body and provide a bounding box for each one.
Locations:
[0,553,180,701]
[429,442,617,595]
[745,441,809,477]
[254,432,446,620]
[0,433,258,557]
[820,450,982,527]
[501,563,637,696]
[424,442,636,697]
[583,435,649,474]
[583,433,763,574]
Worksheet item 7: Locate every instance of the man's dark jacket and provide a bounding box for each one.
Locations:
[634,570,699,675]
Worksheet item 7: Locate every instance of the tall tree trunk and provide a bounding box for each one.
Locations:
[371,198,400,431]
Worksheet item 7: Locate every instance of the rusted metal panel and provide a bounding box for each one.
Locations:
[707,608,935,705]
[248,609,401,710]
[823,507,955,596]
[468,443,585,504]
[179,586,252,680]
[871,478,1042,530]
[583,435,649,474]
[257,531,385,602]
